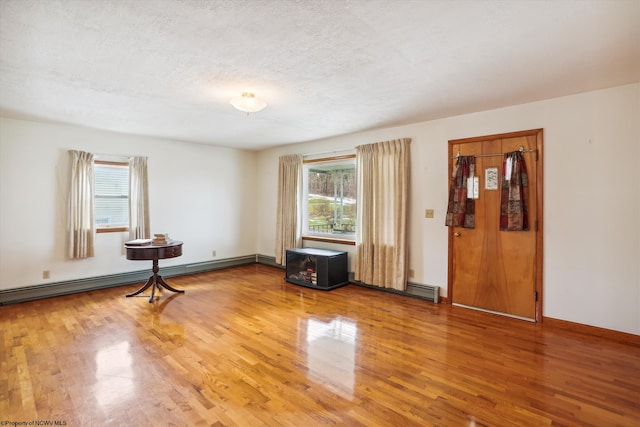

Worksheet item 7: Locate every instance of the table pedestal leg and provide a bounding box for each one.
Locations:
[126,258,185,302]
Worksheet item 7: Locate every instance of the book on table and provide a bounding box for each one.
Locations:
[125,239,152,246]
[153,233,170,245]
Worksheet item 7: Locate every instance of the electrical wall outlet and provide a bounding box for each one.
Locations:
[425,209,434,218]
[212,250,216,257]
[42,270,50,279]
[409,269,415,278]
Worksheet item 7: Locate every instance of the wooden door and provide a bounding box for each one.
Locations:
[447,129,543,321]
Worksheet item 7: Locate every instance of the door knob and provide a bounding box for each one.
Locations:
[454,232,461,237]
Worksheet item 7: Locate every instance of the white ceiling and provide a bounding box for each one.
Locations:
[1,0,638,150]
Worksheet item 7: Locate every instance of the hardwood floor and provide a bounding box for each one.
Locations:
[1,264,638,426]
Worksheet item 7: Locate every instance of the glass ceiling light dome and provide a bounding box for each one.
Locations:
[230,92,267,113]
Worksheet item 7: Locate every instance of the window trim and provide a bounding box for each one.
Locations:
[304,154,356,164]
[94,159,130,234]
[302,236,356,246]
[302,154,356,244]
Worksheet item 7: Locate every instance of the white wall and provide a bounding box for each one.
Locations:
[256,83,640,335]
[0,118,257,289]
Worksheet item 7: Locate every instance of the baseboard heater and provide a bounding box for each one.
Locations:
[350,276,440,303]
[1,255,440,305]
[0,255,257,305]
[406,282,440,303]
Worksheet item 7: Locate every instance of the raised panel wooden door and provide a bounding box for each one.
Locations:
[448,130,542,321]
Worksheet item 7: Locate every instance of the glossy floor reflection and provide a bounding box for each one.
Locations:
[94,341,135,410]
[305,317,357,398]
[2,264,639,426]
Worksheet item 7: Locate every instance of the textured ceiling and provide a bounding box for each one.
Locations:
[0,0,638,150]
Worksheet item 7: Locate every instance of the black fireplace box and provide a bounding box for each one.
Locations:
[285,247,348,290]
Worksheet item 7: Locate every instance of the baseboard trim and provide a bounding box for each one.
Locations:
[542,316,640,343]
[0,255,256,306]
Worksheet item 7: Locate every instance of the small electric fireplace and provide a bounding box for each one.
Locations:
[285,247,348,290]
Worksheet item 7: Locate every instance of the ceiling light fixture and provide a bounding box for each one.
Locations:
[230,92,267,113]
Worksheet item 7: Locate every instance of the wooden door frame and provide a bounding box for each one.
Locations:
[447,129,544,322]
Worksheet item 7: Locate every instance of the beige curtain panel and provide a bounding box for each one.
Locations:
[67,150,95,259]
[129,156,150,240]
[355,138,411,290]
[275,154,303,265]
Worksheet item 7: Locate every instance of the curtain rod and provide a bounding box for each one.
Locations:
[451,145,537,159]
[93,153,148,163]
[303,148,355,158]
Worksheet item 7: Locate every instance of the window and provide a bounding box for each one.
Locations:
[94,160,129,232]
[303,156,356,241]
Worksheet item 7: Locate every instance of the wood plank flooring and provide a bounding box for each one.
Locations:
[1,264,639,426]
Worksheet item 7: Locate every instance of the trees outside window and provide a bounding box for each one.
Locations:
[303,157,356,239]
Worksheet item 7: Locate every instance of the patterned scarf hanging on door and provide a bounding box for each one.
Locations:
[445,155,475,228]
[500,151,529,231]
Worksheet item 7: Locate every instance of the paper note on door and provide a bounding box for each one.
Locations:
[485,167,499,190]
[467,176,479,199]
